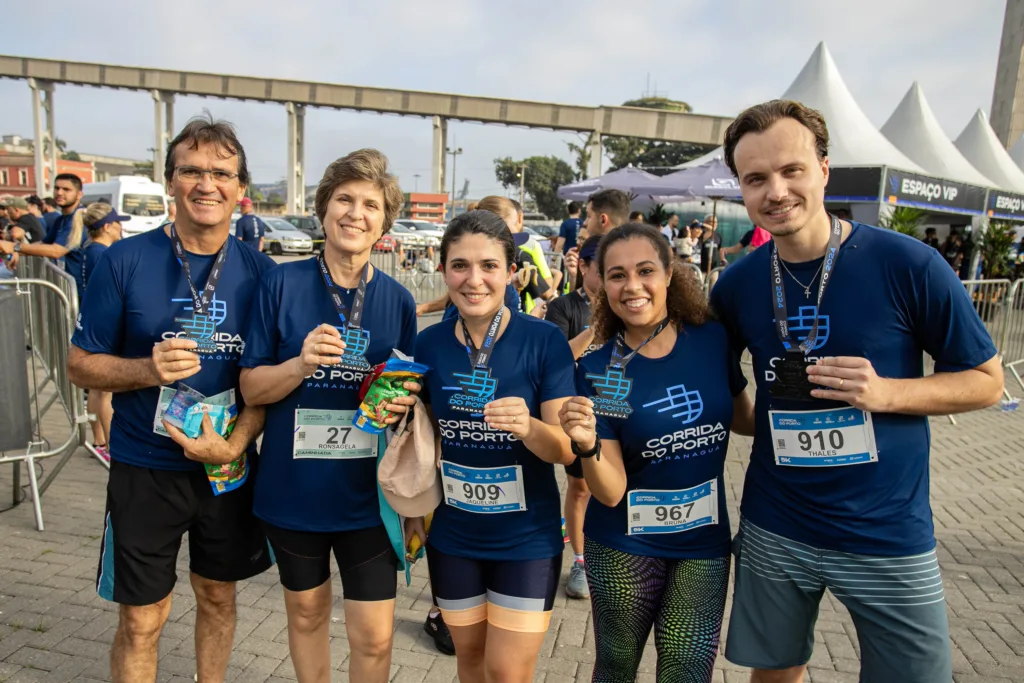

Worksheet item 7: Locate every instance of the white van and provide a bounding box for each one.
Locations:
[81,176,168,236]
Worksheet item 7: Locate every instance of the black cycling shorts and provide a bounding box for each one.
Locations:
[262,522,398,600]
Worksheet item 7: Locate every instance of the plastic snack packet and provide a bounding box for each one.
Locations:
[353,351,429,434]
[162,383,206,431]
[181,392,246,496]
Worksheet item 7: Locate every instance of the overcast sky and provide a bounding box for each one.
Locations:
[0,0,1008,196]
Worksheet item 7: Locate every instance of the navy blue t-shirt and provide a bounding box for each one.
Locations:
[235,214,265,245]
[65,242,109,304]
[416,312,575,561]
[240,259,417,532]
[441,284,521,321]
[710,222,997,556]
[559,217,582,253]
[71,227,276,471]
[577,323,745,559]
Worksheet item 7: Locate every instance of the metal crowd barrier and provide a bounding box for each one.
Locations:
[1000,279,1024,395]
[3,255,90,531]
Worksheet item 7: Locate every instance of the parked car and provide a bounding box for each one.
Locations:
[281,214,324,241]
[374,234,397,252]
[391,223,439,249]
[260,217,315,255]
[523,226,552,252]
[526,224,557,240]
[395,219,445,242]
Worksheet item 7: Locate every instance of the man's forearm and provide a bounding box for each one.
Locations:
[417,293,449,315]
[18,242,70,259]
[227,404,266,458]
[68,349,158,392]
[568,329,595,360]
[884,367,1003,416]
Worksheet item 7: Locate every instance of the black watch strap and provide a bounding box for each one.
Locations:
[571,439,601,460]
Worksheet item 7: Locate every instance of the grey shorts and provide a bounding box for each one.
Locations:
[725,518,952,683]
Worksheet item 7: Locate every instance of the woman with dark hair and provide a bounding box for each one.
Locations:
[559,223,754,683]
[240,149,417,683]
[409,210,576,683]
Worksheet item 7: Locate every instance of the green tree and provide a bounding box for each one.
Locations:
[566,132,595,181]
[133,160,154,177]
[879,206,926,239]
[62,150,81,161]
[494,155,575,219]
[250,188,265,202]
[268,191,284,204]
[603,97,714,171]
[980,221,1016,279]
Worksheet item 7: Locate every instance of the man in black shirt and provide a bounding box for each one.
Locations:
[922,227,940,251]
[4,196,45,244]
[545,236,602,599]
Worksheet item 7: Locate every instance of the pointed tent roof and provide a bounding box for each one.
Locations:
[674,42,925,172]
[780,42,924,171]
[954,110,1024,193]
[880,83,994,187]
[1010,134,1024,172]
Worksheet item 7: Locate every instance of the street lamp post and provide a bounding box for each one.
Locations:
[516,163,526,207]
[413,173,421,192]
[446,145,463,220]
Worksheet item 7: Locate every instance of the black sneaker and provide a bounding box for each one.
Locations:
[424,611,455,656]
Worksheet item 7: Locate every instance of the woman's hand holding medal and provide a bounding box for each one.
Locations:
[297,323,347,376]
[558,396,597,451]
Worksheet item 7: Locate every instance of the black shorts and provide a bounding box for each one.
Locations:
[263,522,398,600]
[564,456,583,478]
[97,460,273,606]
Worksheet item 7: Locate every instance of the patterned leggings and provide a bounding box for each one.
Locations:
[585,538,730,683]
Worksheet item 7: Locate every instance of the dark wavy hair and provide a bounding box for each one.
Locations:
[440,210,516,269]
[590,223,709,344]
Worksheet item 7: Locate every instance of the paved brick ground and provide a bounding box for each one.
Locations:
[3,377,1024,682]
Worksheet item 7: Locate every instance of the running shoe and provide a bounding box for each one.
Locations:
[424,611,455,656]
[565,559,590,599]
[94,445,110,464]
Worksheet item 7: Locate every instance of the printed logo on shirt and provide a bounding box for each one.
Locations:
[436,418,517,450]
[639,383,727,461]
[773,305,830,352]
[643,383,704,425]
[765,305,830,382]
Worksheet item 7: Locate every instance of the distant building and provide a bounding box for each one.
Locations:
[401,192,448,223]
[1,134,148,185]
[0,153,95,196]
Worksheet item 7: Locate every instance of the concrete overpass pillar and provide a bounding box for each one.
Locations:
[586,132,603,178]
[431,116,448,193]
[152,91,176,183]
[28,79,55,196]
[286,103,306,214]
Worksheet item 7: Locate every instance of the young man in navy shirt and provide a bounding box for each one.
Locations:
[67,115,275,683]
[233,196,265,251]
[710,100,1004,683]
[554,200,583,254]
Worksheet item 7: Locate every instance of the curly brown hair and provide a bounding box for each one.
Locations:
[590,223,710,344]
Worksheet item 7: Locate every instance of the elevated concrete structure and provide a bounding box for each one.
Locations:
[0,55,734,194]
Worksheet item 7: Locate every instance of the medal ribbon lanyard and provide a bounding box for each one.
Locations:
[460,307,505,370]
[170,223,228,316]
[770,214,843,355]
[317,251,368,329]
[609,317,670,371]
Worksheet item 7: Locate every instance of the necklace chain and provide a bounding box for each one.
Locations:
[779,259,824,297]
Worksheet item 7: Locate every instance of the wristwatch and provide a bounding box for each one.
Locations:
[571,439,601,461]
[13,242,22,253]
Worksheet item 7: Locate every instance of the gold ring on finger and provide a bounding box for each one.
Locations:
[839,378,845,389]
[512,415,517,424]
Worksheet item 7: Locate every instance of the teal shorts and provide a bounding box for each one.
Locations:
[725,518,952,683]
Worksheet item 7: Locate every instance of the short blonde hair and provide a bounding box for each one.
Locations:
[83,202,114,233]
[314,149,403,234]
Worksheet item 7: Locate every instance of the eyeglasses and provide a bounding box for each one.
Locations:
[174,166,239,184]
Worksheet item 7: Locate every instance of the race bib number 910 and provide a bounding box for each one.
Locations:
[769,406,877,467]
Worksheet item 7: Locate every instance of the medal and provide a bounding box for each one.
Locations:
[586,318,669,419]
[317,253,371,371]
[170,224,227,355]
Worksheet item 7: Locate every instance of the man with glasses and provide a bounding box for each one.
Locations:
[66,114,275,683]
